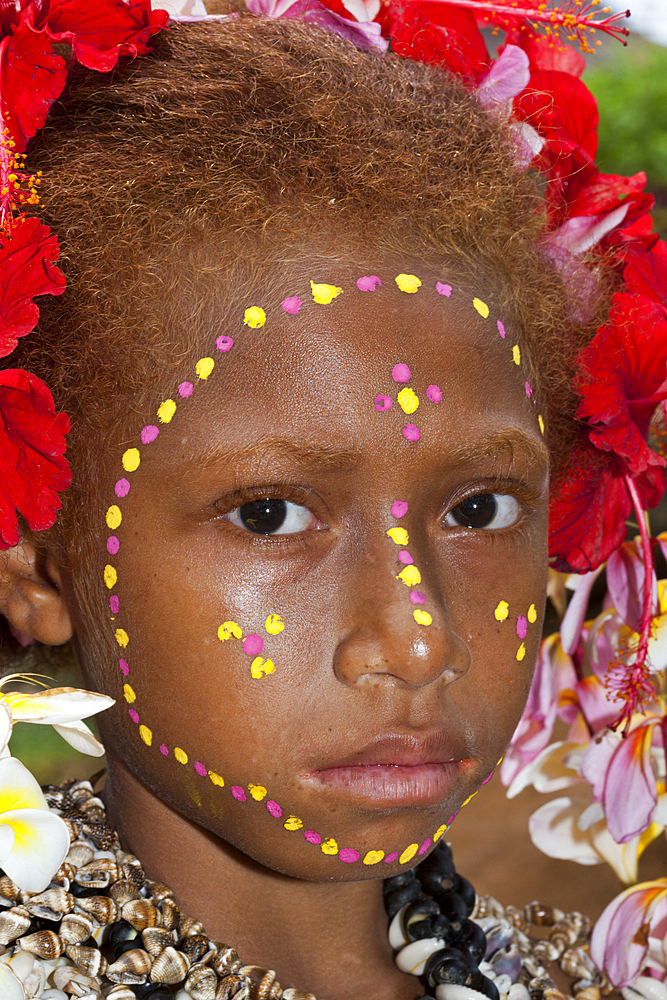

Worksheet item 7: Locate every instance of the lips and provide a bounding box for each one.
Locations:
[304,730,473,807]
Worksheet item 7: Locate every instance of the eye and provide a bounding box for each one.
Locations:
[444,493,521,530]
[224,498,319,535]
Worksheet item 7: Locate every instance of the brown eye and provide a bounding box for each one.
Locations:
[444,494,520,530]
[225,498,319,535]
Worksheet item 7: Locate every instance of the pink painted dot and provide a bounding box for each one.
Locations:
[497,320,506,339]
[109,595,120,614]
[115,478,130,498]
[160,743,169,756]
[427,385,442,403]
[266,800,282,818]
[482,768,495,786]
[392,363,411,383]
[304,830,321,845]
[128,709,139,724]
[243,634,264,656]
[403,424,420,442]
[231,786,247,802]
[418,838,432,856]
[375,395,392,411]
[391,500,409,518]
[281,296,302,314]
[119,658,129,676]
[516,615,528,639]
[141,424,159,444]
[357,275,382,291]
[436,282,452,297]
[178,381,193,398]
[410,591,426,604]
[216,335,234,352]
[194,761,207,776]
[525,381,533,398]
[339,848,360,863]
[384,852,399,864]
[107,536,120,555]
[398,551,414,565]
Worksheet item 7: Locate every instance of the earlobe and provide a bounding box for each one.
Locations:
[0,541,74,646]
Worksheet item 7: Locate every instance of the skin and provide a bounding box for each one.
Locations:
[2,259,549,1000]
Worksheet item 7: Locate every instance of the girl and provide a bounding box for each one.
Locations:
[0,2,661,998]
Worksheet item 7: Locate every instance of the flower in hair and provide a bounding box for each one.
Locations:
[0,217,65,357]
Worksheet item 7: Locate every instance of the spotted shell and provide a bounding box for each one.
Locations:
[110,879,141,905]
[50,860,77,888]
[159,896,181,931]
[150,945,190,984]
[75,893,119,927]
[185,963,218,1000]
[121,898,159,931]
[17,929,64,959]
[560,948,598,982]
[142,926,177,957]
[213,946,242,976]
[182,933,212,964]
[75,858,119,889]
[0,875,21,905]
[239,965,279,1000]
[59,911,97,945]
[106,987,138,1000]
[575,988,601,1000]
[66,841,95,869]
[107,947,153,984]
[147,880,175,902]
[216,974,248,999]
[0,905,31,944]
[180,914,206,938]
[282,991,317,1000]
[65,942,108,976]
[26,888,73,921]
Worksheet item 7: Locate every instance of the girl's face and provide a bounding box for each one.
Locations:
[73,260,549,880]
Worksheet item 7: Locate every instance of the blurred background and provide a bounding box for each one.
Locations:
[9,2,667,926]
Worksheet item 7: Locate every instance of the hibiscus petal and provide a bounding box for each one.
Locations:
[53,720,106,756]
[607,539,658,632]
[0,808,69,892]
[389,2,488,79]
[547,203,629,255]
[46,0,169,73]
[4,687,114,725]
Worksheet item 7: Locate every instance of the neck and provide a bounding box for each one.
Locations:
[103,755,417,1000]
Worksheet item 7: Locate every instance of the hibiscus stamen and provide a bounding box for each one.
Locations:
[607,472,658,733]
[416,0,630,53]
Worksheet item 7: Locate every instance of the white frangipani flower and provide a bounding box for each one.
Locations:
[0,677,114,757]
[0,756,69,892]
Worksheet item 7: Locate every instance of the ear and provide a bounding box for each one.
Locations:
[0,540,74,646]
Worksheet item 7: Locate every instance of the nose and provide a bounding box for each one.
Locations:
[333,544,471,691]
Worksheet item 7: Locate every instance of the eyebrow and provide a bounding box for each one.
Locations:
[182,429,548,478]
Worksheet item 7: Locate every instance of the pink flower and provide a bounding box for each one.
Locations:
[246,0,387,50]
[591,879,667,986]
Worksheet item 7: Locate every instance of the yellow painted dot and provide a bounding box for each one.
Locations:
[538,414,545,435]
[157,399,176,424]
[395,274,421,294]
[265,614,285,635]
[321,838,338,855]
[512,344,521,366]
[248,784,267,801]
[399,843,419,865]
[209,771,225,787]
[396,565,421,587]
[434,824,447,842]
[122,448,140,472]
[115,628,129,648]
[310,281,343,304]
[284,815,303,831]
[473,298,489,318]
[494,600,509,622]
[363,850,385,865]
[397,387,419,415]
[106,505,122,530]
[104,565,117,590]
[139,725,152,747]
[528,603,537,623]
[516,642,526,661]
[123,684,136,704]
[196,357,215,380]
[250,656,276,679]
[244,306,266,328]
[174,747,188,765]
[462,791,476,807]
[414,609,432,626]
[218,621,243,641]
[387,527,409,545]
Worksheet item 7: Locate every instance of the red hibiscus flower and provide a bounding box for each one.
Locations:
[45,0,169,74]
[0,216,65,358]
[623,238,667,311]
[0,368,70,548]
[575,292,667,477]
[388,0,488,81]
[549,439,664,573]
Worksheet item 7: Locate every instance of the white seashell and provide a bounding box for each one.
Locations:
[52,965,101,992]
[388,904,409,950]
[622,978,667,1000]
[93,849,116,862]
[23,957,47,998]
[436,986,492,1000]
[41,991,69,999]
[494,974,512,994]
[395,936,445,976]
[508,987,531,1000]
[65,843,95,869]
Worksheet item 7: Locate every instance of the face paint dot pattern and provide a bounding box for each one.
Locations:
[102,272,530,869]
[494,600,539,659]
